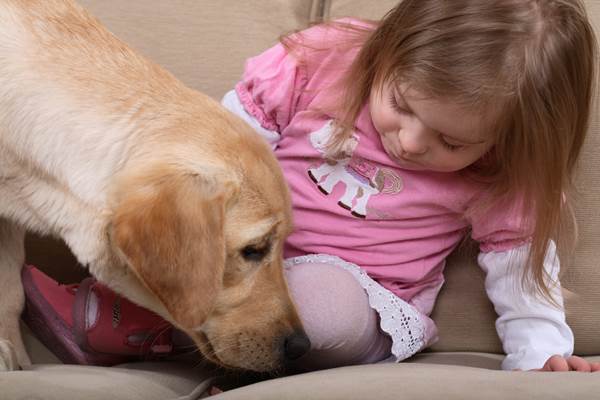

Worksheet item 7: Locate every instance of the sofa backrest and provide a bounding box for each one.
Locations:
[32,0,599,356]
[79,0,317,99]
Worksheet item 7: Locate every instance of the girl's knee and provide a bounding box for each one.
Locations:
[285,262,372,343]
[284,262,391,367]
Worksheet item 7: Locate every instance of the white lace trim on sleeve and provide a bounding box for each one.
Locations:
[221,89,280,149]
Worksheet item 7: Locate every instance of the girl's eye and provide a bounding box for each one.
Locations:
[440,137,463,152]
[389,93,411,114]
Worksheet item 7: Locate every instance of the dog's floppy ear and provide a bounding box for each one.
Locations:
[110,169,235,329]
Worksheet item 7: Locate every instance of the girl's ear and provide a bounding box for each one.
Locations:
[110,169,235,329]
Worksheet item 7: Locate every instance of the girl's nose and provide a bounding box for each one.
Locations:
[398,123,429,155]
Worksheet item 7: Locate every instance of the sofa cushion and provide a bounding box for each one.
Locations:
[212,357,600,400]
[326,0,398,21]
[7,338,600,400]
[0,362,211,400]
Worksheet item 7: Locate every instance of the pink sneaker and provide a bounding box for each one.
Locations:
[21,265,191,366]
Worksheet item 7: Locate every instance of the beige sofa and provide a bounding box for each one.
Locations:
[2,1,600,399]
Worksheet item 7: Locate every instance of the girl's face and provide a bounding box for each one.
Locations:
[369,82,495,172]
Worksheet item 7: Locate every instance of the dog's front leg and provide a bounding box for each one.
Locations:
[0,219,31,371]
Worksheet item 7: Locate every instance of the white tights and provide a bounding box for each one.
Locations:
[284,261,429,370]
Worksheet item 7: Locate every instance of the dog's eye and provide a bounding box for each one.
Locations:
[241,245,269,262]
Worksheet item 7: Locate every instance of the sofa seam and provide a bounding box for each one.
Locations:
[311,0,331,22]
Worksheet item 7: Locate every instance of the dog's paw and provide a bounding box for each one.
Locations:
[0,338,19,371]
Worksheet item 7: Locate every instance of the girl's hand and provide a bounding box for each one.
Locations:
[532,355,600,372]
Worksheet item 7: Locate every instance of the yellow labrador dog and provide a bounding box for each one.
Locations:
[0,0,309,372]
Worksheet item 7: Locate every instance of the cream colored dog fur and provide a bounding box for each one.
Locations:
[0,0,306,372]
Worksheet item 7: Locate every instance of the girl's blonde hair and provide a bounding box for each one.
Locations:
[286,0,598,302]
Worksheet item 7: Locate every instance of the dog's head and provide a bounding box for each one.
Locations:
[107,103,309,371]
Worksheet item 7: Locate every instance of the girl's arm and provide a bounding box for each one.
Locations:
[478,241,577,371]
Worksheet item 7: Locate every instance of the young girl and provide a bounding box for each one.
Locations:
[24,0,599,372]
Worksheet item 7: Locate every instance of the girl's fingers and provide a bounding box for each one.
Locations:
[566,356,592,372]
[545,355,569,371]
[536,355,599,372]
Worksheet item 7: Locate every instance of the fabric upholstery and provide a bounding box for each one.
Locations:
[0,362,208,400]
[213,356,600,400]
[78,0,314,99]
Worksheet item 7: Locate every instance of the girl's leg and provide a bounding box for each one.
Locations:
[284,261,439,371]
[284,262,391,370]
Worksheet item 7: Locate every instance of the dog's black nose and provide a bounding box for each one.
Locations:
[283,332,311,361]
